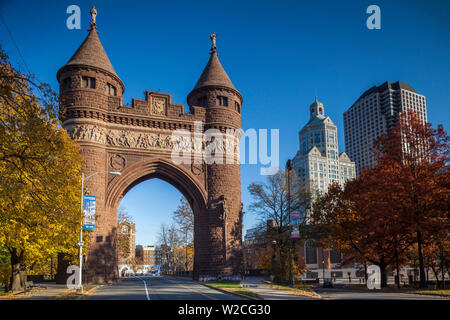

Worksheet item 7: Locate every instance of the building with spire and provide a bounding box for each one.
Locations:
[293,98,355,219]
[56,7,244,283]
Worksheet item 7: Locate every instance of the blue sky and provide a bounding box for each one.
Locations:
[1,0,449,245]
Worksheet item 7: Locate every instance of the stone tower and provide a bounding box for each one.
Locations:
[56,12,123,282]
[187,33,244,277]
[56,8,243,283]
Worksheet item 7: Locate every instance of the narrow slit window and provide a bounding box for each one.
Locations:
[217,96,228,106]
[82,77,89,88]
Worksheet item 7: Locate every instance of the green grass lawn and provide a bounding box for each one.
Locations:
[204,280,261,299]
[204,280,241,288]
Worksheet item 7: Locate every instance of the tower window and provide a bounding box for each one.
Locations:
[82,77,96,89]
[62,77,71,90]
[197,96,207,106]
[235,102,241,113]
[106,83,117,96]
[217,96,228,106]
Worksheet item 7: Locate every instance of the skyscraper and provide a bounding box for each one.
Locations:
[343,81,427,176]
[293,98,355,203]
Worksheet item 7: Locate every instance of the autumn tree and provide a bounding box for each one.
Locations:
[0,46,83,291]
[372,110,449,288]
[311,176,413,287]
[256,238,306,284]
[117,206,135,265]
[311,111,449,288]
[172,197,194,271]
[248,169,311,284]
[157,223,180,274]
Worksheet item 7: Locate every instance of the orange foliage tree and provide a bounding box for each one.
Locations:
[311,111,448,288]
[372,110,449,288]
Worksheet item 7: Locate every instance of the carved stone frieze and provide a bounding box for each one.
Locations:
[66,124,240,156]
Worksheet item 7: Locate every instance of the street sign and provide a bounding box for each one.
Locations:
[83,195,96,230]
[290,228,300,238]
[290,212,300,226]
[290,212,300,238]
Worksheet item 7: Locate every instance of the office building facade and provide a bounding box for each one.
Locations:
[343,81,427,176]
[293,98,355,202]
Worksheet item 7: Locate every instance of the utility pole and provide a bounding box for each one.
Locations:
[78,171,121,292]
[286,159,293,287]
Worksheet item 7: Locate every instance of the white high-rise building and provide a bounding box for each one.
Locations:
[343,81,427,176]
[293,98,356,203]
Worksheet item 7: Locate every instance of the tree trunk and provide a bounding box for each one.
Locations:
[430,265,440,288]
[185,245,188,271]
[10,248,25,293]
[364,263,368,282]
[279,249,287,284]
[440,246,445,289]
[395,247,400,288]
[416,231,426,288]
[380,256,387,288]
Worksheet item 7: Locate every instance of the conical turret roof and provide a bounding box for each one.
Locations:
[193,52,236,90]
[58,6,121,86]
[62,28,117,76]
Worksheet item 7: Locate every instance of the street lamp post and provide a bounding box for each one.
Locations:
[322,248,325,284]
[77,171,121,292]
[286,159,293,288]
[271,240,277,281]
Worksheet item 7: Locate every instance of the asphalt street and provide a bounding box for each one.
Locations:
[86,276,449,300]
[87,276,243,300]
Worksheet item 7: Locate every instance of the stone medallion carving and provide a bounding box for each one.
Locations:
[151,97,166,115]
[191,163,203,176]
[110,154,126,171]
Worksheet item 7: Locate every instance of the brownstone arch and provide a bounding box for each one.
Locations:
[56,10,243,283]
[105,158,209,280]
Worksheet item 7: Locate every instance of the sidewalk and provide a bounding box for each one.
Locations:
[1,282,73,300]
[241,277,319,300]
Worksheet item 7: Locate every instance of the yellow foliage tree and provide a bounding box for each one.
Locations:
[257,243,306,284]
[0,46,83,292]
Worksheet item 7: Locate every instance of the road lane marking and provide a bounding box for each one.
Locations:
[137,277,150,300]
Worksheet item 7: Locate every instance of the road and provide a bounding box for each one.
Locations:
[86,276,449,300]
[87,276,243,300]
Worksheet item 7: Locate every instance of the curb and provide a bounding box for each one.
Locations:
[77,285,103,300]
[197,282,262,300]
[263,281,323,299]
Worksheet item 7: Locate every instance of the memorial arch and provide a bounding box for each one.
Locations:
[56,8,243,283]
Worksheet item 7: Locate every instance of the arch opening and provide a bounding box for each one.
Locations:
[106,158,207,280]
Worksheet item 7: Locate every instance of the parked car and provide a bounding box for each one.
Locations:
[323,279,334,288]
